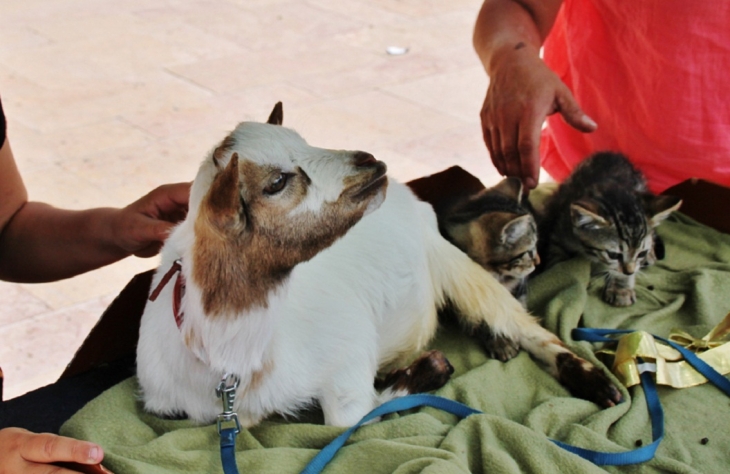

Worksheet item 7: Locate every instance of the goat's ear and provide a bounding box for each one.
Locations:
[206,153,245,230]
[212,135,236,169]
[266,101,283,125]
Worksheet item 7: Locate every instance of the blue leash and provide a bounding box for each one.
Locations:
[220,427,240,474]
[300,394,482,474]
[221,328,730,474]
[300,370,661,473]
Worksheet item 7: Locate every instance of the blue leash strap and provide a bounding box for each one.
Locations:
[300,394,481,474]
[300,374,662,474]
[552,362,663,465]
[220,427,240,474]
[228,328,730,474]
[217,373,242,474]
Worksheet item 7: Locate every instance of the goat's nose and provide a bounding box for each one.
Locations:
[353,151,377,167]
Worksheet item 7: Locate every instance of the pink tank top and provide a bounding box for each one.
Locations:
[540,0,730,193]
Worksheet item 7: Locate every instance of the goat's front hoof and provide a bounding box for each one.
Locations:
[556,353,623,408]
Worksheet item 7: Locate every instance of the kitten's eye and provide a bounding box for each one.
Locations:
[606,251,622,260]
[264,173,289,195]
[638,250,649,259]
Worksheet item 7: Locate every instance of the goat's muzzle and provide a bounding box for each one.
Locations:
[351,160,387,201]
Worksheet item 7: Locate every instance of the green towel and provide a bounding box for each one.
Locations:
[62,212,730,473]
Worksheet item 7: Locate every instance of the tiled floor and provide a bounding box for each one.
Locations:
[0,0,533,400]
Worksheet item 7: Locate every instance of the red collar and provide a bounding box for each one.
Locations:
[149,259,186,328]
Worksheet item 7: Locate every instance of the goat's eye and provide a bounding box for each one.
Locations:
[264,173,288,195]
[606,251,622,260]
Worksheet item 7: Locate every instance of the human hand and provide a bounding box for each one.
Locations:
[480,47,597,189]
[111,182,191,258]
[0,427,112,473]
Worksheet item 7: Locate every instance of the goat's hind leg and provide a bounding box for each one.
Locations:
[429,234,533,363]
[429,236,622,408]
[375,350,454,396]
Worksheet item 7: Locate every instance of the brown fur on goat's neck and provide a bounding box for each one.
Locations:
[192,154,296,317]
[192,158,257,316]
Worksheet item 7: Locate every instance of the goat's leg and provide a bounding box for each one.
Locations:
[375,350,454,395]
[426,232,622,408]
[319,354,381,427]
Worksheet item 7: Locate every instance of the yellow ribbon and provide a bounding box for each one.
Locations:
[668,312,730,351]
[595,312,730,389]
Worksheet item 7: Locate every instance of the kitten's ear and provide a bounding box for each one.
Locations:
[645,194,682,227]
[205,153,246,231]
[493,177,524,203]
[570,201,609,229]
[267,101,284,125]
[500,214,533,244]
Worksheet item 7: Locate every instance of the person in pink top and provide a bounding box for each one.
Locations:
[473,0,730,193]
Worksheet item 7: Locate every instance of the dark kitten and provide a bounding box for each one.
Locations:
[539,152,682,306]
[438,177,539,307]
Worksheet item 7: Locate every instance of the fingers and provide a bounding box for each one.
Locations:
[485,108,537,189]
[482,119,502,176]
[18,431,104,465]
[0,428,107,473]
[148,218,176,242]
[555,85,597,133]
[125,214,174,257]
[481,98,505,177]
[156,182,192,209]
[26,464,99,474]
[498,122,522,182]
[138,182,191,220]
[483,92,596,190]
[481,88,539,188]
[516,108,545,190]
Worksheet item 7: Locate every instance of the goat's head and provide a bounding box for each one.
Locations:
[188,103,388,315]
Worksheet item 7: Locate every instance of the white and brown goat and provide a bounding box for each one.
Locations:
[136,104,620,427]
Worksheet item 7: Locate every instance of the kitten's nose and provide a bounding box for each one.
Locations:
[623,262,636,275]
[353,151,377,167]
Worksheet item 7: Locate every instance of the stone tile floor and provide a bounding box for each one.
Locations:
[0,0,546,400]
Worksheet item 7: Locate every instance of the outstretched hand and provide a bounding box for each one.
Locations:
[480,47,597,190]
[0,428,112,473]
[111,182,191,258]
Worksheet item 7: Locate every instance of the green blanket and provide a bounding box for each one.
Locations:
[62,212,730,473]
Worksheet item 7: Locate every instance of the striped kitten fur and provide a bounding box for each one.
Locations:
[540,152,682,307]
[438,177,539,308]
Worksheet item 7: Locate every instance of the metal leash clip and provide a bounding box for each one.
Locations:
[216,372,241,435]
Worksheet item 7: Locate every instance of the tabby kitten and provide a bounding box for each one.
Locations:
[438,177,539,308]
[539,152,682,307]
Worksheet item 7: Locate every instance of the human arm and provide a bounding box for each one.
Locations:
[0,427,112,473]
[473,0,597,189]
[0,138,190,283]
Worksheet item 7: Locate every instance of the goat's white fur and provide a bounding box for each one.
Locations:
[137,120,597,427]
